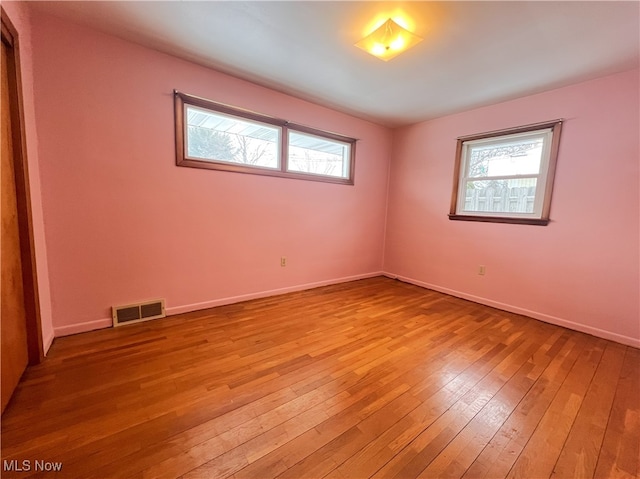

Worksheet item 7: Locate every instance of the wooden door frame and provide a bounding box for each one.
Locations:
[1,7,44,365]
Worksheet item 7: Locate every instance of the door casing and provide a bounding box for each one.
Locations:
[1,7,44,413]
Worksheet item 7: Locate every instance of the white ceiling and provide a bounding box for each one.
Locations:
[32,1,640,127]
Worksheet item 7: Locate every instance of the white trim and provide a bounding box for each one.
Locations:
[53,271,638,349]
[52,272,383,337]
[457,127,554,219]
[54,318,113,337]
[383,272,640,349]
[185,104,282,170]
[43,330,55,355]
[166,272,383,315]
[463,128,551,148]
[286,130,351,180]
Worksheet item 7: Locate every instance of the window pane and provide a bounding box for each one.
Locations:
[186,106,280,169]
[287,131,350,179]
[467,137,544,178]
[462,178,538,214]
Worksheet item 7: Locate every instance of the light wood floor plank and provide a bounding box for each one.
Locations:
[1,277,637,479]
[551,341,627,479]
[593,347,640,479]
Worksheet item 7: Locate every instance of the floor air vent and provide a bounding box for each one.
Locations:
[112,299,166,327]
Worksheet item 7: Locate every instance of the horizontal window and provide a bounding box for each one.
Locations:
[287,130,351,179]
[449,120,563,225]
[174,91,355,184]
[186,105,280,170]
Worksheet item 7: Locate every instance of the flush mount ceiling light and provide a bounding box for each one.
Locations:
[355,18,423,61]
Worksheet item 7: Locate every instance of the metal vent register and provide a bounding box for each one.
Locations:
[112,299,165,327]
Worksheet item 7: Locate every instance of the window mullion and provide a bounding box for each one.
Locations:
[280,126,288,173]
[175,90,355,184]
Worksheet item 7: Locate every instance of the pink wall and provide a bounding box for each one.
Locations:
[20,6,640,347]
[1,3,54,352]
[29,11,392,335]
[384,69,640,347]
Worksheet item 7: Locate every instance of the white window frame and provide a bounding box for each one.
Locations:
[185,104,282,172]
[174,91,356,185]
[287,129,352,180]
[449,120,563,226]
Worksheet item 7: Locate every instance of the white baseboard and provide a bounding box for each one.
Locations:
[53,271,384,337]
[54,318,113,337]
[384,272,640,349]
[166,271,384,315]
[42,331,55,355]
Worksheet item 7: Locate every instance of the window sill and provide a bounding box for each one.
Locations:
[448,214,549,226]
[178,157,354,185]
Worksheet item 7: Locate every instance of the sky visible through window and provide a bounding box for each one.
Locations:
[463,137,544,214]
[186,106,349,177]
[469,138,543,178]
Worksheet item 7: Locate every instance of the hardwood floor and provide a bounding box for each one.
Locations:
[1,277,638,479]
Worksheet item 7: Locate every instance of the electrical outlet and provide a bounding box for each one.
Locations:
[478,265,486,275]
[281,257,287,267]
